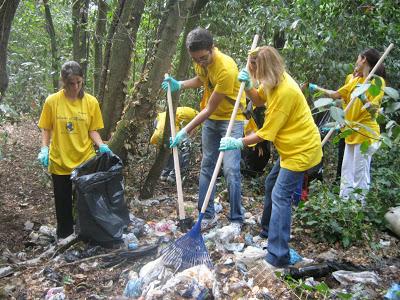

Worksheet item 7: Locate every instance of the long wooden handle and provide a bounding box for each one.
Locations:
[165,74,185,219]
[321,43,394,146]
[200,34,259,214]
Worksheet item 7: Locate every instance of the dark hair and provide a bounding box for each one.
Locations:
[185,28,213,52]
[360,48,386,79]
[61,61,84,98]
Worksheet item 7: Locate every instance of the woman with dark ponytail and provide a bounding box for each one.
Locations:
[311,48,386,205]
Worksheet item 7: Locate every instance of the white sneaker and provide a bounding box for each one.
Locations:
[201,215,218,231]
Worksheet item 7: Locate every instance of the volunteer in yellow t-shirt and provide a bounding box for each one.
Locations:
[309,48,386,204]
[150,107,198,182]
[161,28,245,232]
[220,46,323,268]
[37,61,110,239]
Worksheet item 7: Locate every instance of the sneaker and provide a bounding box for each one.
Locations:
[230,222,242,236]
[160,169,170,181]
[166,171,176,183]
[200,215,218,231]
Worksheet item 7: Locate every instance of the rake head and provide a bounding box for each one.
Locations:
[161,214,213,272]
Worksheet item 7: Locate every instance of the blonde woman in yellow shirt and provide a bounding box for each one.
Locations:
[37,61,111,239]
[219,46,322,268]
[310,48,386,204]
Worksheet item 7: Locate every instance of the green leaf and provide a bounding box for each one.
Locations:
[368,83,381,97]
[314,97,334,108]
[385,102,400,113]
[351,83,370,99]
[342,235,350,248]
[329,106,344,124]
[315,282,330,294]
[384,87,400,100]
[360,140,370,153]
[381,133,392,148]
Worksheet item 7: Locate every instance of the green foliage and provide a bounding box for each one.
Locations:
[282,274,351,299]
[294,181,374,248]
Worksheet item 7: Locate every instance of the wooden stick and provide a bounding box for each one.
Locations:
[165,74,185,220]
[321,43,394,146]
[200,34,259,214]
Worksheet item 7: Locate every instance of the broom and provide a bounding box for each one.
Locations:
[319,43,394,146]
[161,34,259,272]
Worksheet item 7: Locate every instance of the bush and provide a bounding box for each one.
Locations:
[293,182,375,248]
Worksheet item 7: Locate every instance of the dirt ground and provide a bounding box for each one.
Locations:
[0,119,399,299]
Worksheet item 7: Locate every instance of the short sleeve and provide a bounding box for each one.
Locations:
[89,98,104,131]
[38,98,53,130]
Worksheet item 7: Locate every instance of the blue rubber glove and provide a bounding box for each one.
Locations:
[219,137,244,151]
[238,69,253,90]
[161,76,182,92]
[170,129,188,148]
[38,146,49,167]
[99,144,112,153]
[309,83,318,93]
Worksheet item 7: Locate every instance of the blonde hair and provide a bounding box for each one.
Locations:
[250,46,285,90]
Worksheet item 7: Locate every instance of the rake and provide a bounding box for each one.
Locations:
[161,34,259,272]
[165,73,194,232]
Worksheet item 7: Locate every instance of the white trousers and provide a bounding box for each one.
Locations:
[339,142,380,204]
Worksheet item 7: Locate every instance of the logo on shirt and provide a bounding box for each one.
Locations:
[66,122,74,132]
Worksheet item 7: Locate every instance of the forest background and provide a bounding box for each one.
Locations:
[1,0,399,199]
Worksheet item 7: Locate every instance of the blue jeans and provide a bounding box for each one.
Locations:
[261,158,304,267]
[198,119,244,223]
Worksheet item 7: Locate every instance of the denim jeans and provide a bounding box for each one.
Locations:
[260,158,304,267]
[198,119,244,223]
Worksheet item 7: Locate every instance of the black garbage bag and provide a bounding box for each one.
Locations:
[71,152,130,246]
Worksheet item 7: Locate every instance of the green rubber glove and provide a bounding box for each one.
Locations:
[169,129,188,148]
[99,144,112,153]
[38,146,49,167]
[309,83,318,93]
[238,69,253,90]
[161,76,182,92]
[219,137,244,151]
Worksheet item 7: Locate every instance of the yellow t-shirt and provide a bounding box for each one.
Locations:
[255,72,322,171]
[194,48,246,121]
[337,76,385,144]
[150,106,199,145]
[38,90,104,175]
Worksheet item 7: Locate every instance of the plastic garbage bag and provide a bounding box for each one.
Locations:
[71,152,130,246]
[385,206,400,237]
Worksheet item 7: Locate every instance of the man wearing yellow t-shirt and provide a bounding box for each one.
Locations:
[220,46,322,268]
[162,28,246,232]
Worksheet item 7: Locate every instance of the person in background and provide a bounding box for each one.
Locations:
[150,106,198,183]
[37,61,111,239]
[219,46,323,268]
[309,48,385,204]
[162,28,246,233]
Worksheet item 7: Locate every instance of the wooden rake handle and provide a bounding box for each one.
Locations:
[200,34,259,214]
[321,43,394,146]
[165,74,185,219]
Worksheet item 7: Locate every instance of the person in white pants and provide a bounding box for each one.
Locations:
[311,48,386,205]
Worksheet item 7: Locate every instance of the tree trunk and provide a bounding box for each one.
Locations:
[93,0,108,97]
[101,0,145,140]
[43,0,59,92]
[72,0,89,77]
[141,0,210,199]
[108,0,196,177]
[0,0,20,102]
[97,0,125,106]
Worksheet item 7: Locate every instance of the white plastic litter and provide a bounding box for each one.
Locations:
[332,270,380,286]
